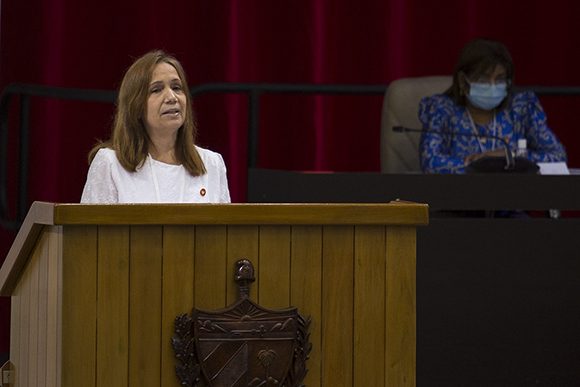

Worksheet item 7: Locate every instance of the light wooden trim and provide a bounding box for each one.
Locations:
[53,202,429,226]
[0,202,55,295]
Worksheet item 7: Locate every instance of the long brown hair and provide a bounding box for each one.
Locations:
[446,38,514,109]
[88,50,206,176]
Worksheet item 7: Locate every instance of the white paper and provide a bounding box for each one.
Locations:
[537,162,570,175]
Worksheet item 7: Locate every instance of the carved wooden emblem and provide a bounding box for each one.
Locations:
[172,259,311,387]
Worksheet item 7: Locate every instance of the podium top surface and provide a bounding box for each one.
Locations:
[39,201,429,226]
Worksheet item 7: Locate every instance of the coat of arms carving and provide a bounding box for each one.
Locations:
[172,259,311,387]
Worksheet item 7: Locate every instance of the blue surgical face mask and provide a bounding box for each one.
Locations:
[466,82,508,110]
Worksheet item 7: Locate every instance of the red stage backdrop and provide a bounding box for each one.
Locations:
[1,0,580,355]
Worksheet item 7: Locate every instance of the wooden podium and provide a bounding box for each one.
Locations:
[0,201,427,387]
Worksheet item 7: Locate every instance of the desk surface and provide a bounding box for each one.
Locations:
[248,168,580,211]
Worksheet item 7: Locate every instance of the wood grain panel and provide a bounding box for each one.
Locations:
[128,226,162,387]
[2,203,423,387]
[321,226,354,386]
[258,226,291,308]
[354,226,386,386]
[226,226,259,304]
[62,225,98,387]
[36,231,49,387]
[96,226,130,387]
[161,226,195,387]
[385,226,416,386]
[27,233,41,387]
[291,226,322,386]
[194,226,227,309]
[10,275,20,386]
[15,245,30,387]
[46,227,62,387]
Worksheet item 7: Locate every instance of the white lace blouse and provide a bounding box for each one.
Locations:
[80,146,231,203]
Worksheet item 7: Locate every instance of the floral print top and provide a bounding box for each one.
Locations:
[418,91,567,173]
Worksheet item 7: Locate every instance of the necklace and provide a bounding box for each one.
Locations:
[147,154,186,202]
[466,110,497,153]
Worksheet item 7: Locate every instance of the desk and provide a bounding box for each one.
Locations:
[248,168,580,211]
[248,169,580,385]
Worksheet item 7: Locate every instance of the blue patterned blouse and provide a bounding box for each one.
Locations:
[418,91,567,174]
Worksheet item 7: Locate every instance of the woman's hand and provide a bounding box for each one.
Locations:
[465,149,506,164]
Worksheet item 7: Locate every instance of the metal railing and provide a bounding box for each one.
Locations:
[188,83,387,167]
[0,84,117,229]
[1,82,580,229]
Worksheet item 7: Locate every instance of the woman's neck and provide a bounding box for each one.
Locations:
[466,105,494,125]
[148,137,178,164]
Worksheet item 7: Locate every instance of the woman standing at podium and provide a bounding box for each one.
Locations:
[419,38,567,174]
[81,50,230,203]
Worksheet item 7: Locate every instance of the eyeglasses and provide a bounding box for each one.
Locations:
[468,75,509,85]
[464,70,510,85]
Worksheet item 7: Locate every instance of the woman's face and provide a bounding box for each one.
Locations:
[144,62,187,137]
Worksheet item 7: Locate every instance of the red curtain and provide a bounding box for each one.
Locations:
[1,0,580,354]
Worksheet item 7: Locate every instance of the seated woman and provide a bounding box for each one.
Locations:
[419,38,567,174]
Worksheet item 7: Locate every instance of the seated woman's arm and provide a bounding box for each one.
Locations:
[517,92,567,163]
[418,95,467,174]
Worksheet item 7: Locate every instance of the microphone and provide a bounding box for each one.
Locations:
[393,125,515,170]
